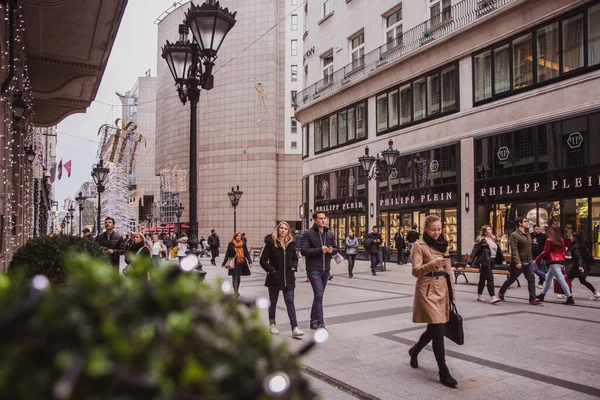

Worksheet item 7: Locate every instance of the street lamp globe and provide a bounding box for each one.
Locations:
[75,192,86,209]
[68,204,75,219]
[185,0,237,59]
[91,160,109,190]
[358,146,376,173]
[24,145,36,164]
[175,203,184,220]
[381,139,400,167]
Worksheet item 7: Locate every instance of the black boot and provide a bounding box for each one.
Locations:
[439,366,458,388]
[564,296,574,305]
[536,293,545,302]
[408,347,419,368]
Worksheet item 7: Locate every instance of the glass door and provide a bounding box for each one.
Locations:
[592,197,600,258]
[563,198,589,244]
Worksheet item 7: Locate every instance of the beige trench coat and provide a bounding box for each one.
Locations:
[411,240,455,324]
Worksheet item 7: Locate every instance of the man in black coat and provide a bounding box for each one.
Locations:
[301,211,338,331]
[366,226,382,276]
[394,228,405,264]
[530,224,548,288]
[95,216,125,269]
[207,229,220,266]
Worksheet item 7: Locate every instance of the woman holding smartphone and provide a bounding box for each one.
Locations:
[408,215,458,388]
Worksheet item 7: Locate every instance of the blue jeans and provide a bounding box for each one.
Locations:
[534,261,547,284]
[541,263,571,297]
[308,270,330,326]
[152,255,161,268]
[268,287,298,329]
[407,243,414,263]
[370,252,381,273]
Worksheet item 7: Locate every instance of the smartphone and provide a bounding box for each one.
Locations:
[442,255,450,259]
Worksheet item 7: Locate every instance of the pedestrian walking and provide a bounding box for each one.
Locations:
[406,224,420,265]
[345,229,358,278]
[531,224,548,289]
[366,226,382,276]
[535,226,574,305]
[260,222,304,338]
[408,215,458,388]
[95,217,125,269]
[208,229,220,266]
[150,234,166,268]
[177,233,188,266]
[124,232,151,264]
[467,225,504,304]
[497,216,540,305]
[222,231,252,297]
[394,228,405,264]
[301,210,338,331]
[569,232,600,300]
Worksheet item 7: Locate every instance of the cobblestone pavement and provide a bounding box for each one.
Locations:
[170,255,600,399]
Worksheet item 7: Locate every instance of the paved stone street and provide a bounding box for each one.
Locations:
[194,255,600,399]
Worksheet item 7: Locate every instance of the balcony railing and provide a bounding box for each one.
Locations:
[294,0,511,109]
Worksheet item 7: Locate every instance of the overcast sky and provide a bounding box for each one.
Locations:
[54,0,178,208]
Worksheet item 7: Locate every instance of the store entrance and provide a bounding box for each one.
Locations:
[393,208,458,254]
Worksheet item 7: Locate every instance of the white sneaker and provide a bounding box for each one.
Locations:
[292,327,304,337]
[556,294,566,299]
[591,293,600,300]
[407,262,412,266]
[269,324,279,335]
[490,296,501,304]
[477,296,485,302]
[537,285,544,289]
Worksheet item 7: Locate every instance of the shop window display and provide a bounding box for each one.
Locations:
[593,198,600,258]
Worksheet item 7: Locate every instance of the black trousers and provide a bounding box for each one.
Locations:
[347,254,356,276]
[210,247,218,263]
[577,276,597,293]
[478,263,496,296]
[413,323,446,369]
[499,262,536,301]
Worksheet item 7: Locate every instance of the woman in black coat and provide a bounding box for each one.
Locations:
[570,232,600,300]
[221,232,252,297]
[467,225,504,304]
[260,221,303,338]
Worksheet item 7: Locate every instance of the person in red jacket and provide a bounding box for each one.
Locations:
[534,226,574,305]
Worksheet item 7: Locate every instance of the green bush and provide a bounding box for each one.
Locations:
[0,254,317,399]
[8,235,108,285]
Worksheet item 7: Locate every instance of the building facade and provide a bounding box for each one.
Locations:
[154,0,303,247]
[295,0,600,269]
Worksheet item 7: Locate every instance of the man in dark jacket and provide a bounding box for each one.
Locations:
[207,229,220,266]
[95,217,124,268]
[366,226,382,276]
[301,211,338,331]
[394,228,405,264]
[530,224,547,288]
[406,224,420,265]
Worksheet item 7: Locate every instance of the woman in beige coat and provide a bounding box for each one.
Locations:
[408,215,458,388]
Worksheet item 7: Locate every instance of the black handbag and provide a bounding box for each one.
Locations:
[444,274,464,345]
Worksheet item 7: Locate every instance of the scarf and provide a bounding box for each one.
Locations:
[423,232,448,254]
[129,241,145,252]
[233,238,245,263]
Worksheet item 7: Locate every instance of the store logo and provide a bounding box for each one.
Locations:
[567,132,583,149]
[430,160,439,172]
[389,168,398,179]
[497,146,510,162]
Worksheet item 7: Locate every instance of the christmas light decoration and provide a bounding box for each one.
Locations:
[255,83,275,125]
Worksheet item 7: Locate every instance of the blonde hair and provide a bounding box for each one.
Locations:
[272,221,293,249]
[131,232,145,242]
[424,215,441,229]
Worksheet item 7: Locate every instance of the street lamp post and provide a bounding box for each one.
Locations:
[75,191,86,237]
[358,139,400,270]
[175,203,184,237]
[146,213,153,235]
[227,185,243,233]
[61,219,66,235]
[161,0,236,275]
[68,204,75,236]
[91,160,110,235]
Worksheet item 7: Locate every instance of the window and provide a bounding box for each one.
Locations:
[562,14,584,72]
[291,90,297,103]
[430,0,451,26]
[385,6,403,48]
[291,14,298,31]
[512,33,533,89]
[350,33,365,69]
[322,0,331,18]
[589,4,600,65]
[473,3,600,105]
[322,52,334,82]
[291,118,298,134]
[313,101,367,153]
[291,39,298,56]
[376,62,458,133]
[302,125,309,158]
[291,65,298,81]
[291,141,298,149]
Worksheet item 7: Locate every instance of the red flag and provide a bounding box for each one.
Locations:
[57,159,62,180]
[64,160,72,178]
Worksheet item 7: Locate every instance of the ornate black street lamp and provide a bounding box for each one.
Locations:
[75,191,86,237]
[146,213,153,234]
[61,219,66,235]
[175,203,185,237]
[68,204,76,236]
[227,185,243,233]
[161,0,236,274]
[91,159,109,235]
[24,145,36,164]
